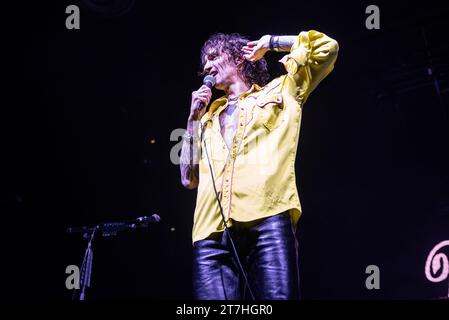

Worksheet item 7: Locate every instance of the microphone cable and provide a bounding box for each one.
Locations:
[199,122,255,300]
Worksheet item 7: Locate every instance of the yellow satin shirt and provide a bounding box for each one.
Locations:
[192,30,338,243]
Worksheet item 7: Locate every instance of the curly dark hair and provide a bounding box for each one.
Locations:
[200,33,270,87]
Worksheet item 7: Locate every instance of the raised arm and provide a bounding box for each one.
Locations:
[243,30,339,95]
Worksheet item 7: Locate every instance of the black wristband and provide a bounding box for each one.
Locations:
[269,35,281,52]
[269,35,275,51]
[274,36,280,51]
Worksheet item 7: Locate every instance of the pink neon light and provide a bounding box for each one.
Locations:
[425,240,449,283]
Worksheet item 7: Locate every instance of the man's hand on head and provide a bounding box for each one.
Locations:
[242,35,271,62]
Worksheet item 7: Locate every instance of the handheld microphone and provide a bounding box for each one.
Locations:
[198,75,216,111]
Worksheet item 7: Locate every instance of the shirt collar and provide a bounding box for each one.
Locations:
[201,83,263,124]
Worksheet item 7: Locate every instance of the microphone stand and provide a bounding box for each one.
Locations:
[79,226,96,301]
[67,215,160,300]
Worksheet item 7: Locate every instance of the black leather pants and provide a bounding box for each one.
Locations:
[193,212,300,300]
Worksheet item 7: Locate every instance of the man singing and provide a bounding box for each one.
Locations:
[180,30,338,300]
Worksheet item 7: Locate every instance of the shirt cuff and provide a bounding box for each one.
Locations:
[279,31,311,76]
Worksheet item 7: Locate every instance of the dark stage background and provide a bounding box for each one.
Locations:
[7,0,449,300]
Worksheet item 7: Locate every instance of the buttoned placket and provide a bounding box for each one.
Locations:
[219,96,248,221]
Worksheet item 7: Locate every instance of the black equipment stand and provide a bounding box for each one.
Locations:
[67,214,160,300]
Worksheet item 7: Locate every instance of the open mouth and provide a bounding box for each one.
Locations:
[209,71,218,78]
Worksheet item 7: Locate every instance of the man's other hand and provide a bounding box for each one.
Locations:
[242,35,271,62]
